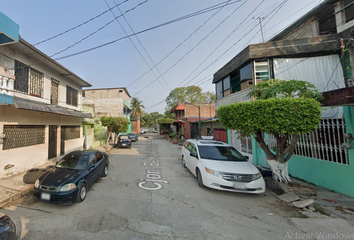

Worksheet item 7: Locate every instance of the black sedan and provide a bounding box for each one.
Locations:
[127,132,138,142]
[117,135,131,148]
[33,150,109,204]
[0,214,16,240]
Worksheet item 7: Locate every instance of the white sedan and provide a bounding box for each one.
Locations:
[181,139,265,194]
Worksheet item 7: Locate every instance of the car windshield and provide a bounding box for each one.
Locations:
[56,153,88,170]
[128,133,136,137]
[198,146,247,162]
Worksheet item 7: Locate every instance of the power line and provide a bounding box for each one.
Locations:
[33,0,130,46]
[53,0,243,61]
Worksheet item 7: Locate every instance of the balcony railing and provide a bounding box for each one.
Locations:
[0,73,14,96]
[216,88,252,110]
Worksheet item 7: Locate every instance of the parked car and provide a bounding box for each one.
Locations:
[117,135,132,148]
[128,132,139,142]
[181,139,265,194]
[33,150,109,204]
[152,129,157,133]
[0,214,16,240]
[140,129,145,134]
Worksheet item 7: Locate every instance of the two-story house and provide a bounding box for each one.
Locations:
[0,12,92,179]
[170,102,217,139]
[213,0,354,197]
[83,87,132,132]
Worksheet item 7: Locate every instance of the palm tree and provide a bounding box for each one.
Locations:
[131,97,145,118]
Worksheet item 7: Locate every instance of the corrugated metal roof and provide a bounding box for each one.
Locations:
[14,97,93,118]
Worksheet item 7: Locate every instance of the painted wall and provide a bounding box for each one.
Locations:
[0,105,83,179]
[253,106,354,198]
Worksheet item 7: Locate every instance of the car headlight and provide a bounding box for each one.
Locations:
[34,179,40,188]
[252,173,262,181]
[205,168,222,178]
[59,183,77,192]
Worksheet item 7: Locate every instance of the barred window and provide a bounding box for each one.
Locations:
[62,126,80,140]
[14,60,44,97]
[14,61,29,93]
[29,68,44,97]
[66,86,78,106]
[3,125,45,150]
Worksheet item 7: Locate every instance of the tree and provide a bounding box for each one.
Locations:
[100,116,129,149]
[165,86,216,110]
[217,79,322,183]
[131,97,145,118]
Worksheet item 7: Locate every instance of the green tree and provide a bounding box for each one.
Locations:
[165,86,216,110]
[100,116,129,149]
[218,79,322,183]
[131,97,145,118]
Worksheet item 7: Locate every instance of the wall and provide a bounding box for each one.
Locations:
[0,105,82,179]
[130,118,140,134]
[280,17,319,40]
[184,103,215,119]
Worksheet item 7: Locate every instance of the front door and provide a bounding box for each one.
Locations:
[48,125,57,159]
[60,126,65,155]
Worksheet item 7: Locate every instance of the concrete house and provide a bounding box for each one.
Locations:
[213,0,354,197]
[83,87,132,133]
[170,102,216,139]
[0,12,92,179]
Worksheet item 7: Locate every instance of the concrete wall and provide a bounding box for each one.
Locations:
[83,88,130,118]
[0,105,82,179]
[279,17,319,40]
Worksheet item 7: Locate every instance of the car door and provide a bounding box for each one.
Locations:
[188,143,199,177]
[86,152,99,188]
[182,141,191,169]
[95,151,105,176]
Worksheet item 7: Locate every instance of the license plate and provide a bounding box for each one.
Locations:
[41,193,50,200]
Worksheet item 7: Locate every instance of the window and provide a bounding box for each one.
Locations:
[14,61,44,97]
[51,79,59,105]
[66,86,78,106]
[240,63,253,90]
[3,125,45,150]
[344,0,354,23]
[216,81,223,99]
[223,76,230,97]
[254,61,270,83]
[14,61,29,93]
[62,126,80,140]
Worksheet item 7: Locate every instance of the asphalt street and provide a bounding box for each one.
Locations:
[1,134,303,240]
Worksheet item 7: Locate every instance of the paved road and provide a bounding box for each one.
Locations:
[2,134,301,240]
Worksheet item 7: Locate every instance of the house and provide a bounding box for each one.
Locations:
[212,0,354,197]
[0,11,92,179]
[82,87,132,133]
[170,102,217,139]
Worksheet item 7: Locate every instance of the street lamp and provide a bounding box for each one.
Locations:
[186,102,201,138]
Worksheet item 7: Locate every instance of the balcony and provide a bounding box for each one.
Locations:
[0,71,15,105]
[216,88,252,110]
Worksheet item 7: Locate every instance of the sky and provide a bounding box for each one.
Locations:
[1,0,323,114]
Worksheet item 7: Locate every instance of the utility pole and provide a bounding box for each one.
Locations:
[254,17,265,42]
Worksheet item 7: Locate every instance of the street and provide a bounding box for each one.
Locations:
[2,134,301,240]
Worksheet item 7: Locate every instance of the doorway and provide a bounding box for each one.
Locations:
[48,125,57,159]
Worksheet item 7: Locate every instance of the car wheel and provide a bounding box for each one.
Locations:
[182,156,186,168]
[102,165,108,177]
[196,169,204,188]
[77,182,87,202]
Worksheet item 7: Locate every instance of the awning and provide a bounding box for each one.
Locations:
[14,97,93,118]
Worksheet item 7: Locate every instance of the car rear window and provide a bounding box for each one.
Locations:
[120,135,129,139]
[198,146,247,162]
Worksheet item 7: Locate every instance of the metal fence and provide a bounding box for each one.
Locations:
[266,118,348,164]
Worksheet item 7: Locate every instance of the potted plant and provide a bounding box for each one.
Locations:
[170,133,178,144]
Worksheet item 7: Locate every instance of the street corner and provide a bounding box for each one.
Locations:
[0,186,22,208]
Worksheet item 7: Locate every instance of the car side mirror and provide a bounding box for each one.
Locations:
[88,164,95,170]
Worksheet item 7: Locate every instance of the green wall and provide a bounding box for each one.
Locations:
[254,106,354,198]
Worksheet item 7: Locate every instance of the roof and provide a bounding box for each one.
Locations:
[186,138,229,146]
[170,103,185,112]
[83,87,131,98]
[14,97,93,118]
[16,37,91,87]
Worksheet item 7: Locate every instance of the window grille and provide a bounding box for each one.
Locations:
[66,86,78,106]
[51,79,59,105]
[62,126,80,140]
[30,68,43,97]
[14,61,29,93]
[3,125,45,150]
[265,119,348,165]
